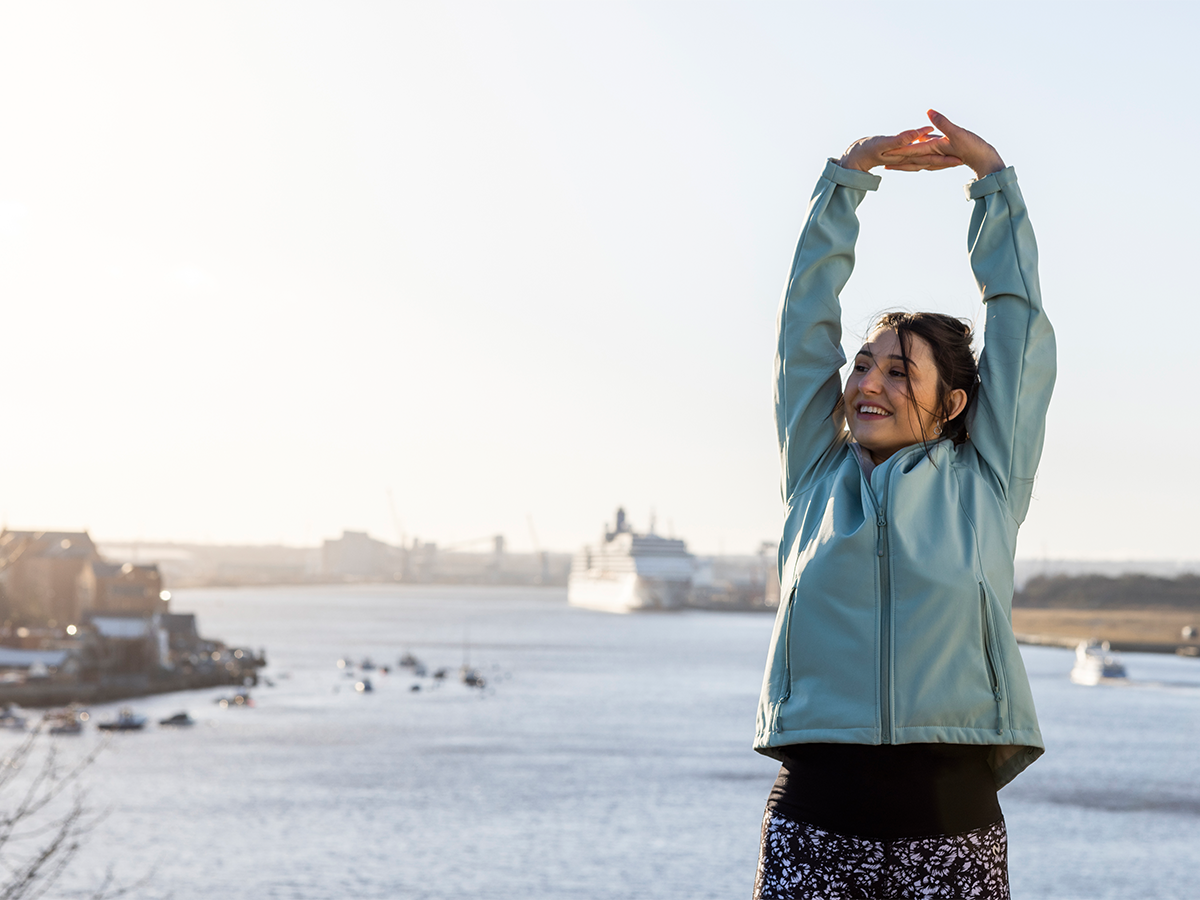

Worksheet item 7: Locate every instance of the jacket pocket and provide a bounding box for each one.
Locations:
[980,583,1005,737]
[755,586,796,742]
[778,586,794,705]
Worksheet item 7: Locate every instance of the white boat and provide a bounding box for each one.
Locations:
[1070,640,1127,685]
[568,508,695,613]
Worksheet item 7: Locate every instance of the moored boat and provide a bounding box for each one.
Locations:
[46,705,88,735]
[97,708,147,731]
[460,665,486,689]
[1070,640,1128,685]
[0,703,28,730]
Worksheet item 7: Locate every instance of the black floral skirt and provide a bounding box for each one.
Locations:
[753,809,1009,900]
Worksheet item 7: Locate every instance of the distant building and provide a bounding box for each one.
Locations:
[0,530,102,626]
[77,561,164,616]
[322,531,398,578]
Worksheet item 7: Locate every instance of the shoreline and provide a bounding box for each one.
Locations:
[1012,607,1200,657]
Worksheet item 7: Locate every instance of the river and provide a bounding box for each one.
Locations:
[8,584,1198,899]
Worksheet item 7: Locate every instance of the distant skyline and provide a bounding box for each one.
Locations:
[0,2,1195,558]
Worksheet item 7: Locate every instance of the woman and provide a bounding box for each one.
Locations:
[752,111,1055,900]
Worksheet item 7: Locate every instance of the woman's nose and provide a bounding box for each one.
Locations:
[859,364,883,392]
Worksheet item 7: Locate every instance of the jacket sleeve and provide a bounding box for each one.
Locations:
[776,160,880,501]
[965,167,1057,524]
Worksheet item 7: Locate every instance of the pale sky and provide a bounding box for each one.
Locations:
[0,1,1194,558]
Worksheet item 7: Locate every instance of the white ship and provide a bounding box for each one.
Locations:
[568,508,695,613]
[1069,640,1128,685]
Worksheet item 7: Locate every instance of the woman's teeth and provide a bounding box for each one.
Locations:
[858,405,890,416]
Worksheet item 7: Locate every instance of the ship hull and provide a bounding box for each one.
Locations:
[567,573,690,613]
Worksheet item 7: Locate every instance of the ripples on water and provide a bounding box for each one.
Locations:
[7,585,1197,900]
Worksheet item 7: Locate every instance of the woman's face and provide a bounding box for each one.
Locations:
[844,328,944,465]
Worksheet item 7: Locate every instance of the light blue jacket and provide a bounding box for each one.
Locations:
[754,160,1056,788]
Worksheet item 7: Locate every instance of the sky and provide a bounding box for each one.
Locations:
[0,1,1195,558]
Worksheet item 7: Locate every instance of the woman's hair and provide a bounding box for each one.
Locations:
[841,311,980,447]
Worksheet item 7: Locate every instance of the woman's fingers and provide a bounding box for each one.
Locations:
[880,137,954,158]
[883,156,963,171]
[926,108,1005,177]
[881,127,936,152]
[875,127,936,155]
[927,109,960,134]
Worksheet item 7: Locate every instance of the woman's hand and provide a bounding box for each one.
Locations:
[838,126,963,174]
[884,110,1006,179]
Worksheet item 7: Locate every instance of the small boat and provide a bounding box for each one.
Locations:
[399,652,419,668]
[97,708,147,731]
[158,711,195,727]
[0,704,28,730]
[360,658,376,671]
[1070,640,1127,685]
[460,665,486,689]
[46,705,88,735]
[215,690,253,708]
[355,679,373,693]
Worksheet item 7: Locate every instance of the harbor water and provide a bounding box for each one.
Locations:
[10,585,1200,899]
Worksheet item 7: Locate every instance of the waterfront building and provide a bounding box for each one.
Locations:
[77,561,164,616]
[0,530,101,626]
[88,614,169,674]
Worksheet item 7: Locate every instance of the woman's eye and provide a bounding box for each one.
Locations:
[889,369,906,378]
[853,364,868,373]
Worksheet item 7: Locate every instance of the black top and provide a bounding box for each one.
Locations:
[766,743,1002,841]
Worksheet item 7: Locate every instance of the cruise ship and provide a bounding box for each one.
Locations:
[568,508,695,613]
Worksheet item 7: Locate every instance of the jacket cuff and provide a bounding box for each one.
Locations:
[823,159,882,192]
[965,166,1018,200]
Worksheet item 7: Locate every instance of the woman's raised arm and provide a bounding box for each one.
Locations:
[924,111,1056,522]
[775,126,941,499]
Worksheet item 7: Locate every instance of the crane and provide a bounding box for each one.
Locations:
[527,514,550,585]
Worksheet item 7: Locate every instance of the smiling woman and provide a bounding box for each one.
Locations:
[752,111,1057,900]
[843,310,977,465]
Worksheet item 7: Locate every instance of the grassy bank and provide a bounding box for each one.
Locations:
[1012,607,1200,650]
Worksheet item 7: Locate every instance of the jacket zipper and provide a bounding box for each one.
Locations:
[980,583,1005,737]
[876,464,895,744]
[859,449,903,745]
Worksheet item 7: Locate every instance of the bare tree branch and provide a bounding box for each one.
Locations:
[0,714,155,900]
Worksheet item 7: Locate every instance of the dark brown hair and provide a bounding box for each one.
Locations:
[840,311,980,448]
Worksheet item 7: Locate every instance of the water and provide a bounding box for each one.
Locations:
[5,585,1198,899]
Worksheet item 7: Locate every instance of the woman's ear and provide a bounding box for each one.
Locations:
[946,388,968,421]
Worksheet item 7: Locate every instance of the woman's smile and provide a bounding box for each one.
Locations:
[843,328,943,463]
[855,403,892,418]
